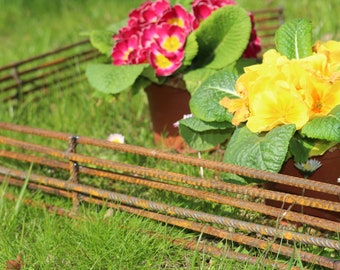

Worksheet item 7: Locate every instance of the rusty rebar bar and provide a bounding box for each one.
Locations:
[0,122,339,197]
[1,176,338,269]
[3,173,339,251]
[1,148,338,215]
[82,197,339,270]
[1,137,339,231]
[1,148,339,232]
[1,168,339,252]
[1,135,339,213]
[0,39,92,71]
[67,135,80,209]
[1,49,96,90]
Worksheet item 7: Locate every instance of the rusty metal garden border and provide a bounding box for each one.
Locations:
[0,122,339,269]
[0,39,100,103]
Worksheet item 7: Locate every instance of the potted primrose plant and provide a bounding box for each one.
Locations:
[178,18,340,221]
[85,0,261,150]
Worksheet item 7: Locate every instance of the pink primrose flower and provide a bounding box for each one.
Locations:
[143,0,171,23]
[192,0,236,25]
[159,4,195,34]
[149,43,184,76]
[155,24,187,55]
[114,25,140,42]
[141,24,159,49]
[128,0,171,28]
[242,29,261,58]
[112,31,148,65]
[192,0,236,8]
[111,0,261,74]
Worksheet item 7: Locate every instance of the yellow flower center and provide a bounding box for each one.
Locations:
[123,48,133,61]
[167,17,184,28]
[162,36,181,52]
[155,54,172,69]
[313,100,323,113]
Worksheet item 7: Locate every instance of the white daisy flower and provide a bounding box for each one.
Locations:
[107,133,125,144]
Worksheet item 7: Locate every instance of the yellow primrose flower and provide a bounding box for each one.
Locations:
[278,60,319,102]
[246,85,309,132]
[313,40,340,65]
[313,40,340,83]
[243,50,289,77]
[303,80,340,117]
[298,53,332,82]
[219,97,249,126]
[235,71,257,97]
[220,46,339,133]
[261,49,290,66]
[309,81,340,117]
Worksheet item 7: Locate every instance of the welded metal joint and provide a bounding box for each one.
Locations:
[67,135,79,153]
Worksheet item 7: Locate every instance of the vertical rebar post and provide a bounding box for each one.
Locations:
[67,135,80,210]
[11,66,22,101]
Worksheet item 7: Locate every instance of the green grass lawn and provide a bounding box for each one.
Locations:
[1,190,219,269]
[1,1,339,269]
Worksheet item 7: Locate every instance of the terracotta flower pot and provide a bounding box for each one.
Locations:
[145,78,191,152]
[266,147,340,222]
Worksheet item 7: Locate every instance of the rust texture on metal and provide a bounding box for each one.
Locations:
[2,169,340,252]
[1,122,338,196]
[0,39,100,103]
[1,135,339,233]
[1,122,340,269]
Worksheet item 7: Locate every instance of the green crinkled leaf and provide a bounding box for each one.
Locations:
[301,105,340,142]
[86,63,147,94]
[275,18,313,59]
[141,65,164,84]
[90,30,114,56]
[183,33,199,67]
[190,69,239,122]
[179,116,233,132]
[183,68,217,95]
[191,5,251,69]
[224,124,296,172]
[179,124,231,151]
[288,135,314,163]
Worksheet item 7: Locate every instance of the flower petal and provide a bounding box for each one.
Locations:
[247,86,309,132]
